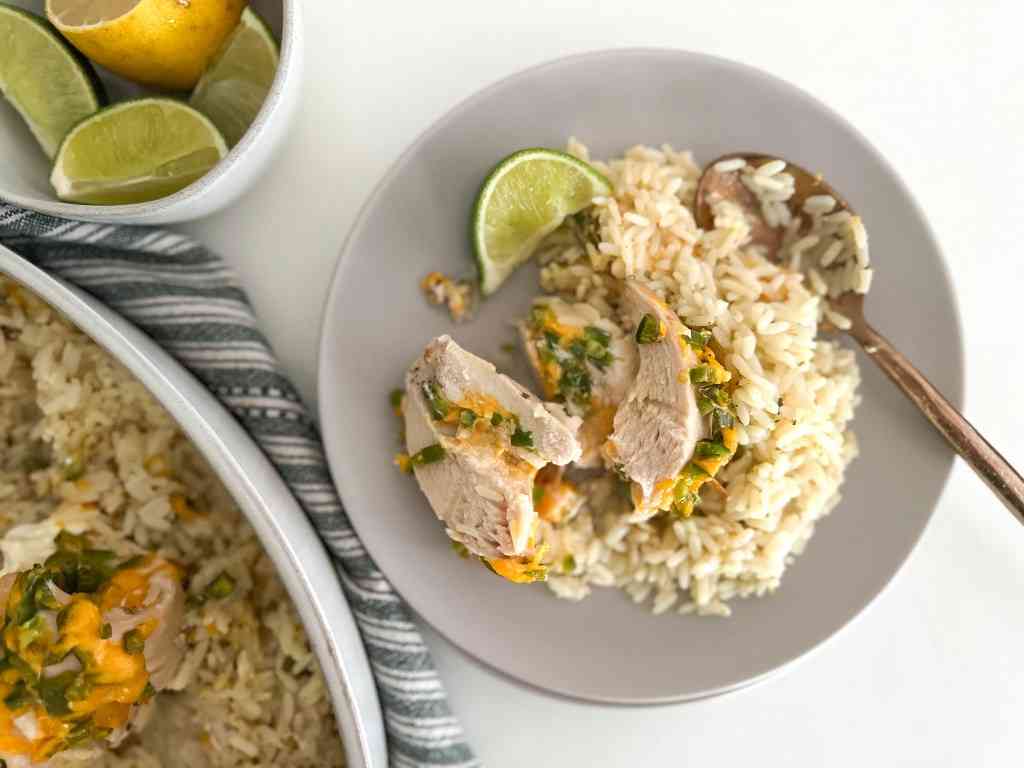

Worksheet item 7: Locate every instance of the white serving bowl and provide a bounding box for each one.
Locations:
[0,0,302,224]
[0,245,387,768]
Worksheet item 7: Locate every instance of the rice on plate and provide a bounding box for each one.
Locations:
[0,278,344,767]
[405,139,871,619]
[537,140,866,616]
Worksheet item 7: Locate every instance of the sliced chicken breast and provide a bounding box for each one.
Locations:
[518,297,637,468]
[404,336,581,568]
[606,282,706,511]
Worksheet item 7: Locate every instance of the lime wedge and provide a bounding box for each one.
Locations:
[473,148,612,296]
[50,98,228,205]
[189,7,279,148]
[0,3,103,158]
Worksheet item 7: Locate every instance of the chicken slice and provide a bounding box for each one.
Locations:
[605,282,706,512]
[518,297,637,468]
[404,335,581,574]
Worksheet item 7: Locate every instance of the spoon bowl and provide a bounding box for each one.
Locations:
[695,153,1024,526]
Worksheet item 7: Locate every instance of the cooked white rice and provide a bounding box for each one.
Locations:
[537,140,863,617]
[0,279,345,766]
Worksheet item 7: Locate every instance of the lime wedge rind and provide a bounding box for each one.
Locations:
[0,4,105,158]
[472,148,612,296]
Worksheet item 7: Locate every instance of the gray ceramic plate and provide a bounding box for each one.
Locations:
[317,49,963,704]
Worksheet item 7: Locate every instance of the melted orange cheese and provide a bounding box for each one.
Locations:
[99,557,181,613]
[0,695,70,762]
[170,494,201,522]
[487,545,548,584]
[453,393,513,422]
[54,600,146,692]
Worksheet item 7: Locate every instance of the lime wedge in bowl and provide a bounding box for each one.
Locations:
[190,7,279,148]
[0,3,104,158]
[473,148,612,296]
[50,98,228,205]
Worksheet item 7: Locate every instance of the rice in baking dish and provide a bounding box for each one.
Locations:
[0,277,344,767]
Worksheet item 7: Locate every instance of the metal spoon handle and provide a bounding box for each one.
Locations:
[851,322,1024,525]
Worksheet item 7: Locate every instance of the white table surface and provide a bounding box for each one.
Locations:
[182,0,1024,764]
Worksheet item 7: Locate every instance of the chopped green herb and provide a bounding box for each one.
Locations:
[694,440,730,459]
[682,463,710,481]
[410,443,446,465]
[705,386,730,408]
[65,674,93,702]
[60,453,84,481]
[75,549,118,593]
[510,427,534,449]
[186,593,207,610]
[558,358,592,406]
[532,485,545,505]
[561,554,576,573]
[567,338,587,360]
[711,409,735,435]
[122,629,146,655]
[689,365,714,384]
[389,389,404,409]
[529,305,551,329]
[205,572,236,600]
[459,409,478,427]
[3,681,30,710]
[17,616,45,649]
[32,580,60,611]
[490,412,504,427]
[450,540,469,558]
[583,326,611,347]
[141,681,156,702]
[500,342,518,354]
[635,314,663,344]
[6,655,36,687]
[697,396,716,416]
[100,623,112,639]
[421,381,450,420]
[55,530,87,553]
[38,671,76,715]
[685,328,712,348]
[116,555,146,572]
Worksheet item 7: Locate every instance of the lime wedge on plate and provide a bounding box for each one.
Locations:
[0,3,104,158]
[50,98,228,205]
[472,148,612,296]
[190,7,279,148]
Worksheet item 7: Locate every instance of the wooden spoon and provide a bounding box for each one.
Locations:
[695,153,1024,526]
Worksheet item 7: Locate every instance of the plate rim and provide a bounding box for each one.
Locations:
[316,46,965,705]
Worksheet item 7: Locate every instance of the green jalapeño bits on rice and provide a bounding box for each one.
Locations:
[530,139,863,617]
[0,276,345,766]
[205,571,236,599]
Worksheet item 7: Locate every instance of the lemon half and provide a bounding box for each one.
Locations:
[46,0,245,91]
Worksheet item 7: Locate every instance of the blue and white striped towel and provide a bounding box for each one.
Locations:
[0,203,479,768]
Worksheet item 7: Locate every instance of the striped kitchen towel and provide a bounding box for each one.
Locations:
[0,203,479,768]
